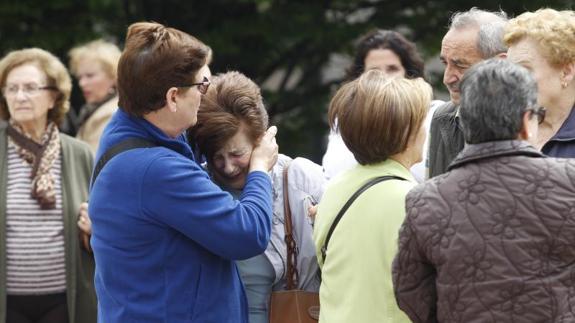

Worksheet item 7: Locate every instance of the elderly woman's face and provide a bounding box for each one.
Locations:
[75,59,115,104]
[4,64,56,130]
[210,126,254,191]
[508,38,564,111]
[364,48,406,78]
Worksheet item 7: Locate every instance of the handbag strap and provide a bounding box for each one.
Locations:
[320,175,407,264]
[282,162,299,290]
[91,137,156,189]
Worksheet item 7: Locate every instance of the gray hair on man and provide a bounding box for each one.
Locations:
[449,7,508,58]
[459,59,538,144]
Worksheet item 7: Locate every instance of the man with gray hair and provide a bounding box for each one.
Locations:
[428,7,508,178]
[393,58,575,323]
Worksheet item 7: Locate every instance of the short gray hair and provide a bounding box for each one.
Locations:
[459,59,537,144]
[449,7,508,58]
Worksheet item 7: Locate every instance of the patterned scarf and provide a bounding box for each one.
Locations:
[6,120,60,209]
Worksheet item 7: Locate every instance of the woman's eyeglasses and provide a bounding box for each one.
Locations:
[2,83,56,98]
[180,76,210,95]
[527,106,546,124]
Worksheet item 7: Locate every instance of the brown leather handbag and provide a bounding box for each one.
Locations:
[268,164,320,323]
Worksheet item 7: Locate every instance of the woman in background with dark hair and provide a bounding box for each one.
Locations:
[346,29,424,81]
[323,29,438,182]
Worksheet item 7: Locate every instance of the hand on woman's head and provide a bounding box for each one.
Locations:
[249,126,278,173]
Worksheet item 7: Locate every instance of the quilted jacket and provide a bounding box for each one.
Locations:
[393,140,575,323]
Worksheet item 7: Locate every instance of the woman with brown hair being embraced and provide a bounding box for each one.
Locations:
[189,71,324,323]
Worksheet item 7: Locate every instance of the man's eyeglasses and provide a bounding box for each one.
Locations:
[180,77,210,95]
[2,83,56,98]
[527,106,546,125]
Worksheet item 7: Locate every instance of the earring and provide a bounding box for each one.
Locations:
[527,132,532,138]
[562,81,569,89]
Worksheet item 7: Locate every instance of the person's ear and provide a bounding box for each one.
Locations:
[518,110,533,141]
[165,87,179,113]
[561,62,575,87]
[496,51,507,59]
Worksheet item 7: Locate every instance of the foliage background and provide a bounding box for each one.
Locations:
[1,0,572,162]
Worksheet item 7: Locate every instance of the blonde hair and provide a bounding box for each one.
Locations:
[329,70,431,165]
[0,48,71,124]
[69,39,122,80]
[504,8,575,67]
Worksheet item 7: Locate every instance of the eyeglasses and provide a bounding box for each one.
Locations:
[527,106,546,124]
[2,83,56,98]
[179,76,210,95]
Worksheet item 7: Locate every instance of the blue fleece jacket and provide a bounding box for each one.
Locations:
[89,109,273,323]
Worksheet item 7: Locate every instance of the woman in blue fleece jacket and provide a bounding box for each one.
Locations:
[88,22,278,323]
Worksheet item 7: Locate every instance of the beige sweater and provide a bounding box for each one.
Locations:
[76,96,118,154]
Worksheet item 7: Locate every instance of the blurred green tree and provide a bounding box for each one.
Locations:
[0,0,572,161]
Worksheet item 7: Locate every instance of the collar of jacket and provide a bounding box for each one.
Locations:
[549,105,575,141]
[448,140,545,171]
[113,108,195,160]
[436,101,459,121]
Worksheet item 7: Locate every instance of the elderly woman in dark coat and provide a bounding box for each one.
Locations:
[505,8,575,157]
[393,59,575,323]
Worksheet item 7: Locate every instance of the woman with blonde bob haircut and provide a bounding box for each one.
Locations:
[313,69,431,323]
[66,39,121,153]
[505,8,575,157]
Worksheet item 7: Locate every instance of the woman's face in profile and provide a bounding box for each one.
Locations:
[210,126,254,191]
[364,48,406,78]
[75,59,115,104]
[507,37,564,111]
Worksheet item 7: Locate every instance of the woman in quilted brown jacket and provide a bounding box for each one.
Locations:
[393,58,575,323]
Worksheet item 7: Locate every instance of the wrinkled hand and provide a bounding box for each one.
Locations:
[77,202,92,252]
[250,126,279,173]
[77,202,91,235]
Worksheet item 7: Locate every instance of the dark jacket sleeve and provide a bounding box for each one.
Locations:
[392,192,438,323]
